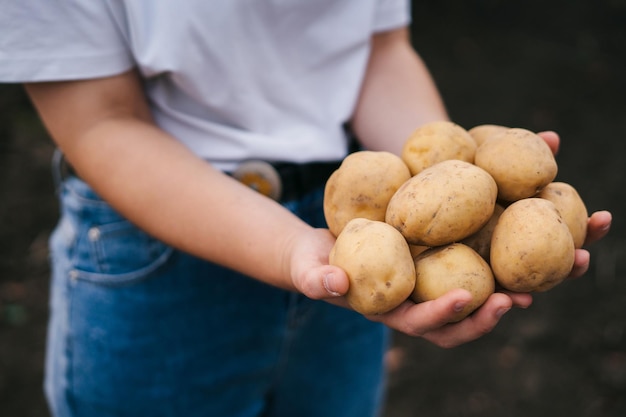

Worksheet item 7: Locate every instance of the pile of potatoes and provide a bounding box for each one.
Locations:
[324,121,588,320]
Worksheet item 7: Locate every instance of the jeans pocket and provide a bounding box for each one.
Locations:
[59,177,174,286]
[72,219,174,286]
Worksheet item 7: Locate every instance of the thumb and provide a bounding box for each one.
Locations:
[296,265,350,300]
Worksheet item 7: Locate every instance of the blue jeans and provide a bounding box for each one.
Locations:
[45,165,389,417]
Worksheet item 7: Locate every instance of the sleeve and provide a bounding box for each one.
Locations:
[372,0,411,32]
[0,0,133,82]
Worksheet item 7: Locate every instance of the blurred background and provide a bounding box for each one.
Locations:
[1,1,625,416]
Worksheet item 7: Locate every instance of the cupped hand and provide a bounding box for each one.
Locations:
[291,130,612,348]
[366,289,532,348]
[289,228,532,348]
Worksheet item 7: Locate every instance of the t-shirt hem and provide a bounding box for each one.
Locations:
[372,0,411,33]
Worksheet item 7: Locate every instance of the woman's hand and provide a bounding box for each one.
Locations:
[289,228,531,349]
[292,130,611,348]
[367,290,532,348]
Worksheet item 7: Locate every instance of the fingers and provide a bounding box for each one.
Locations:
[422,292,515,348]
[504,291,533,308]
[536,130,560,155]
[295,264,350,300]
[533,131,610,280]
[534,132,611,246]
[568,249,590,278]
[565,211,611,279]
[301,261,533,348]
[534,132,612,245]
[584,210,612,246]
[366,289,473,337]
[366,289,527,349]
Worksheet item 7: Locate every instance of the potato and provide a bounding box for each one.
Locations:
[537,182,588,248]
[461,203,506,261]
[468,124,508,147]
[401,120,477,176]
[324,151,411,237]
[490,198,575,292]
[409,244,430,258]
[385,160,497,246]
[411,243,495,322]
[474,128,557,202]
[329,218,416,315]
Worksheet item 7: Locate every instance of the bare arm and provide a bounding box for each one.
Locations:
[24,70,341,298]
[351,27,448,155]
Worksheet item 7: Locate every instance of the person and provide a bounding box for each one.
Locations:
[0,1,611,416]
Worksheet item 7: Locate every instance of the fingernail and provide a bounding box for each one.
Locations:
[323,273,341,297]
[496,307,510,318]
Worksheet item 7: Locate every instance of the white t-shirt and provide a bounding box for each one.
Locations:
[0,0,410,171]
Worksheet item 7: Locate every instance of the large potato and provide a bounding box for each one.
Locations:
[385,160,497,246]
[490,198,575,292]
[411,243,495,322]
[537,182,588,248]
[474,128,557,202]
[401,120,477,176]
[329,218,416,315]
[324,151,411,237]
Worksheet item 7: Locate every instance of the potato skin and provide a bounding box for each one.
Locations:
[461,203,506,261]
[323,151,411,237]
[401,120,477,176]
[385,160,497,246]
[411,243,495,322]
[468,124,508,147]
[537,182,588,248]
[490,198,575,292]
[474,128,557,202]
[329,218,416,315]
[409,244,430,258]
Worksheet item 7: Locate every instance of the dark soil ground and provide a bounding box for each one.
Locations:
[1,1,625,416]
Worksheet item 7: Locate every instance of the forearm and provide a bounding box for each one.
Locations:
[63,117,312,290]
[351,28,449,155]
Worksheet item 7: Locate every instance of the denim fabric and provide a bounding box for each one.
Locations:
[45,169,389,417]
